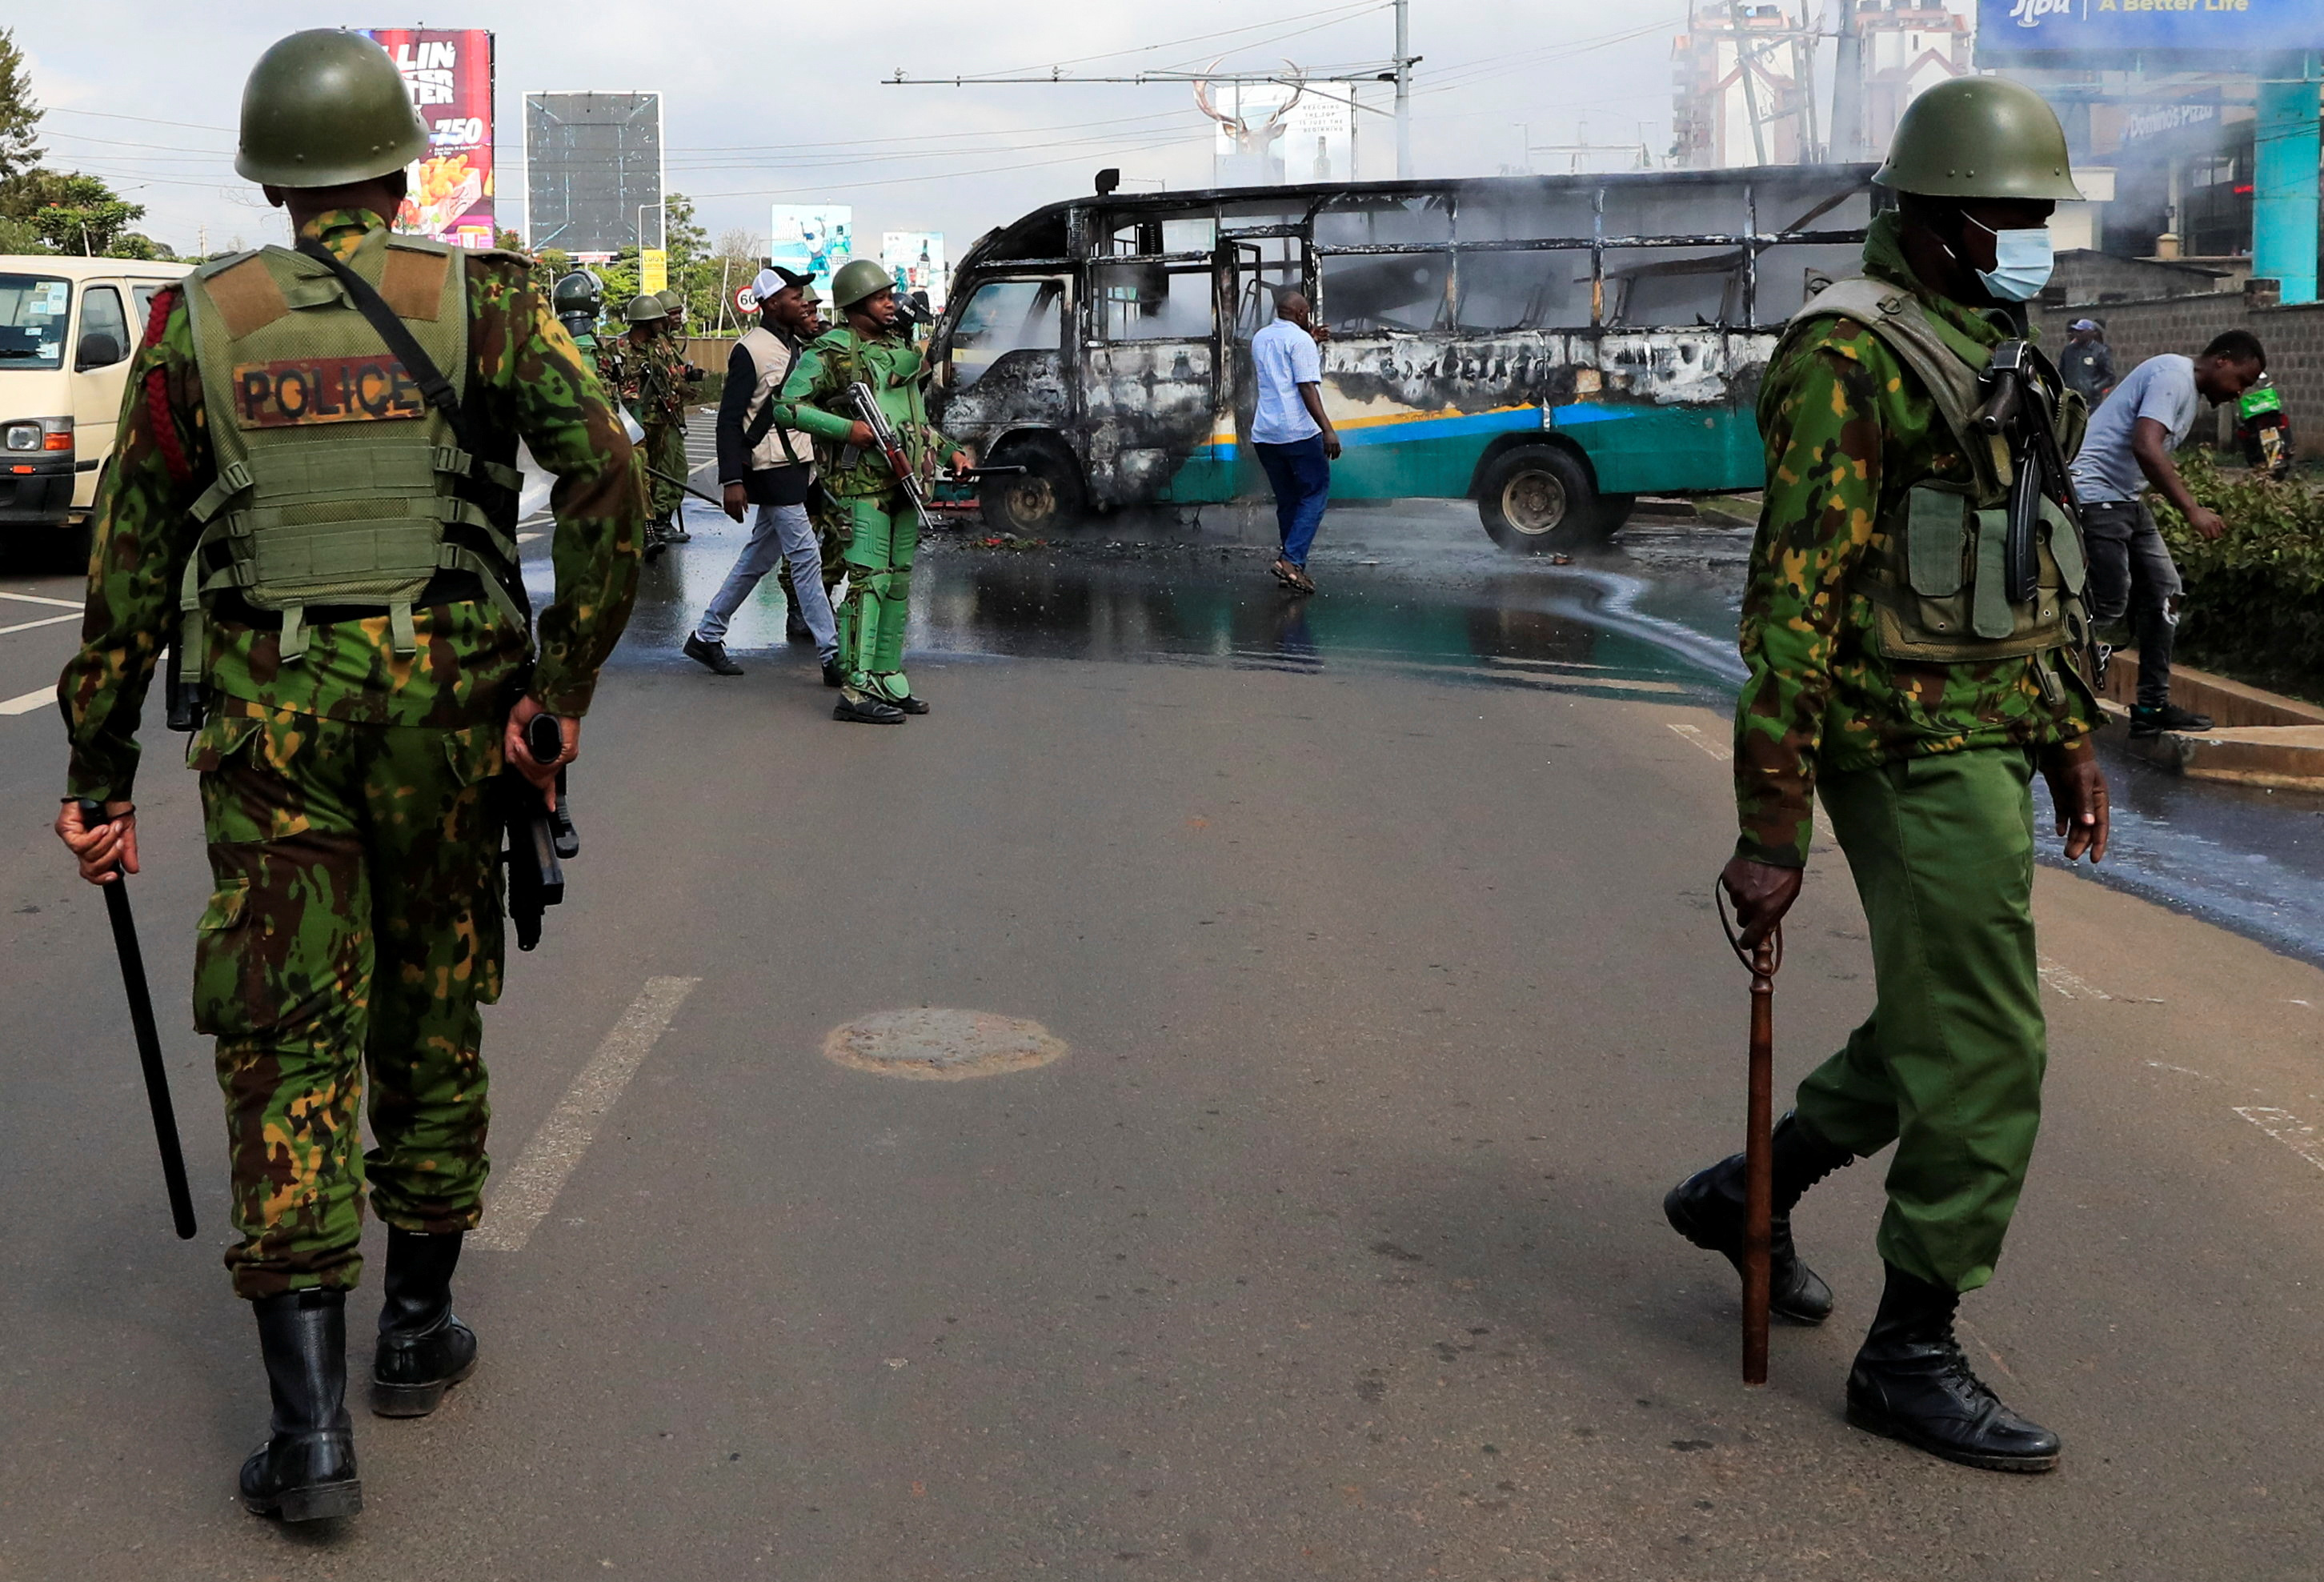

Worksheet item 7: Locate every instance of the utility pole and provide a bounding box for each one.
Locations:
[1828,0,1864,163]
[1393,0,1413,178]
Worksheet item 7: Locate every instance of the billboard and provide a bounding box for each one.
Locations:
[770,206,852,297]
[880,231,948,311]
[525,92,663,256]
[365,29,495,248]
[1978,0,2324,64]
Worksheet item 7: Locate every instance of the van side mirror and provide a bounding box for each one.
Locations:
[75,331,124,370]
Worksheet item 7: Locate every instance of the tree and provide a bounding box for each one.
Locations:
[659,190,718,329]
[0,28,42,182]
[4,170,146,257]
[704,227,765,334]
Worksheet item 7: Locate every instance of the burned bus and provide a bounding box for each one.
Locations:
[928,166,1879,551]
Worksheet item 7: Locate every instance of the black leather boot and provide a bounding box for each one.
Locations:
[1664,1109,1853,1324]
[240,1290,362,1521]
[1845,1264,2061,1473]
[372,1228,479,1418]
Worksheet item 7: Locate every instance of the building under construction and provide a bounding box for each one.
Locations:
[1672,0,1970,169]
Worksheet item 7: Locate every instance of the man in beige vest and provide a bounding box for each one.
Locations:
[684,266,838,680]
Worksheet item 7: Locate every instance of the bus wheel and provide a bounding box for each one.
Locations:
[1477,445,1607,553]
[984,443,1086,536]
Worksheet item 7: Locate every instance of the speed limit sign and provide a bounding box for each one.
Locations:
[735,285,758,315]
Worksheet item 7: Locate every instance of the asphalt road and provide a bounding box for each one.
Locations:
[4,501,2324,1580]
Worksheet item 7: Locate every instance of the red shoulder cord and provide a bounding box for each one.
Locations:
[141,286,192,486]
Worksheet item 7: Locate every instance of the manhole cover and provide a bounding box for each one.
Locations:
[823,1010,1068,1080]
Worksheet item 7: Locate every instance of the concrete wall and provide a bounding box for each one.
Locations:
[2050,248,2230,305]
[2036,287,2324,449]
[681,334,738,373]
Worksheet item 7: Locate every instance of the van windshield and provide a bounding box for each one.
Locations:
[0,274,73,370]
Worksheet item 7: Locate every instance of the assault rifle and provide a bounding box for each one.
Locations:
[845,381,936,535]
[503,711,574,952]
[1973,340,2080,607]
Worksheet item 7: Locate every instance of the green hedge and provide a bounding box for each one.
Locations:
[2146,452,2324,695]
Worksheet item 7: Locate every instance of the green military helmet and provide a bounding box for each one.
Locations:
[234,30,430,188]
[623,294,669,324]
[655,288,684,314]
[551,269,603,318]
[1872,76,2081,202]
[830,258,894,310]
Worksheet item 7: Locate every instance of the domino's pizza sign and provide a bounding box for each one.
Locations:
[1978,0,2324,60]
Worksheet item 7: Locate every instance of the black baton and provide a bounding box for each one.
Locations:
[78,802,198,1240]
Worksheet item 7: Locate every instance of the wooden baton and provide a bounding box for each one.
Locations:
[1719,891,1782,1386]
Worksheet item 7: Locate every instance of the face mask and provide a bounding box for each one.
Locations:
[1965,214,2054,302]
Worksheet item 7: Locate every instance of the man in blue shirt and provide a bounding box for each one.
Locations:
[1249,290,1342,594]
[2068,330,2264,736]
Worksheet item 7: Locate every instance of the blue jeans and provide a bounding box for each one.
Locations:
[695,501,836,659]
[1254,435,1331,567]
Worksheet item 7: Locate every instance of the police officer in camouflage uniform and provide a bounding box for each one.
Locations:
[772,258,969,723]
[603,294,684,556]
[651,288,703,544]
[1664,76,2110,1474]
[552,267,605,376]
[53,30,641,1521]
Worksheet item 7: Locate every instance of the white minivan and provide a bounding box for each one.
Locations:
[2,255,193,539]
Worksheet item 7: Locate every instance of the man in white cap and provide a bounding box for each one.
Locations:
[684,266,840,680]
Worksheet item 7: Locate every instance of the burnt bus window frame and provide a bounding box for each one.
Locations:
[1090,254,1220,343]
[1292,178,1873,334]
[934,171,1876,382]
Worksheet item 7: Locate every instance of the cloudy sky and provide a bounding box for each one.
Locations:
[15,1,1688,257]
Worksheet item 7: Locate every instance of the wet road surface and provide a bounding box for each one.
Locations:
[619,491,2324,970]
[5,493,2324,1576]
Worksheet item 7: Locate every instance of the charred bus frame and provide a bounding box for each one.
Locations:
[929,165,1881,551]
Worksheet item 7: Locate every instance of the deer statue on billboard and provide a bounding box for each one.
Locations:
[1194,62,1306,186]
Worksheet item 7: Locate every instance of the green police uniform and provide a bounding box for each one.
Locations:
[1735,186,2094,1302]
[645,339,694,528]
[62,207,643,1298]
[773,262,952,711]
[57,27,645,1525]
[1672,73,2094,1476]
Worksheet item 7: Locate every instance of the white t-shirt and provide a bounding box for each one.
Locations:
[2070,352,2200,505]
[1250,318,1323,445]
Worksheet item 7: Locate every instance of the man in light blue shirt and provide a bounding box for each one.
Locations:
[1250,290,1341,594]
[2068,330,2263,735]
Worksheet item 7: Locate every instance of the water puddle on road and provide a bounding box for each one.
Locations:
[544,500,2324,969]
[574,500,1743,708]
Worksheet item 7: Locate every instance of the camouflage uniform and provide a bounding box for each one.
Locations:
[640,337,693,527]
[60,208,643,1300]
[1732,210,2095,1292]
[773,324,952,702]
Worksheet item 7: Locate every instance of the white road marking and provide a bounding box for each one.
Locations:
[2234,1106,2324,1177]
[517,531,544,543]
[0,613,78,638]
[1666,721,1731,762]
[471,975,702,1252]
[1665,719,1834,843]
[2038,955,2113,1001]
[0,590,82,609]
[0,687,52,715]
[2146,1060,2217,1081]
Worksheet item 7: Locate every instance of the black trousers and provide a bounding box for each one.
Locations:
[2078,499,2182,711]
